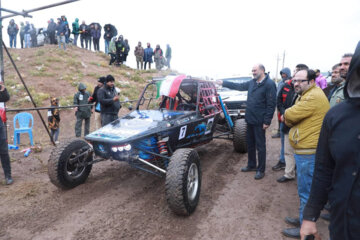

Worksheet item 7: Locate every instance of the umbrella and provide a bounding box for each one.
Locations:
[104,24,117,37]
[89,22,102,31]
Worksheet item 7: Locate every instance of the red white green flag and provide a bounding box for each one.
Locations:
[156,75,186,99]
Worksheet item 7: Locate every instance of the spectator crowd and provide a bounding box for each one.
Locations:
[3,13,360,240]
[6,17,172,70]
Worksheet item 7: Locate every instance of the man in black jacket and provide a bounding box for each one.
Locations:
[89,77,105,129]
[0,82,13,185]
[300,42,360,240]
[97,75,121,126]
[217,64,277,179]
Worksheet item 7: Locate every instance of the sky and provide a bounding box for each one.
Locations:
[1,0,360,79]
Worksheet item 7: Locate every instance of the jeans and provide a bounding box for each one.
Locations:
[9,34,17,48]
[57,35,66,50]
[51,128,59,142]
[279,122,285,163]
[294,153,315,224]
[20,33,24,48]
[24,34,31,48]
[246,124,266,172]
[73,34,79,46]
[105,40,109,54]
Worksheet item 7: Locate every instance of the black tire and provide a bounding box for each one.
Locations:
[233,118,248,153]
[48,138,93,189]
[165,148,201,216]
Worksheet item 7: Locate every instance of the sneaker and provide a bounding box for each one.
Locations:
[277,176,294,183]
[282,227,300,239]
[5,177,13,185]
[241,166,257,172]
[272,161,286,171]
[254,171,265,180]
[272,132,281,138]
[284,216,300,227]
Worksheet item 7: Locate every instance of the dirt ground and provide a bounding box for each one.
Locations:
[0,116,330,240]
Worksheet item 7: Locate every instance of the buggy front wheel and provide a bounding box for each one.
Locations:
[48,138,93,189]
[165,148,201,216]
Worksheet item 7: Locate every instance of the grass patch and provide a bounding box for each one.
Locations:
[35,49,45,56]
[45,56,62,63]
[30,66,55,77]
[59,95,74,107]
[121,85,140,101]
[130,73,145,83]
[66,58,81,68]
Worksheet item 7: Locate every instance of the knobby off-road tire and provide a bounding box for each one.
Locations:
[233,118,248,153]
[48,138,93,189]
[165,148,201,216]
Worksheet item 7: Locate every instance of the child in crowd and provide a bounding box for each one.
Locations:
[48,97,60,144]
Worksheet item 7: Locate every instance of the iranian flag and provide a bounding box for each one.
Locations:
[156,75,186,99]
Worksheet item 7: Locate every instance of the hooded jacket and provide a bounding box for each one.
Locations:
[72,18,80,35]
[97,84,121,115]
[7,20,19,36]
[223,74,277,125]
[73,83,91,119]
[277,79,296,133]
[277,67,291,96]
[284,84,329,154]
[303,41,360,240]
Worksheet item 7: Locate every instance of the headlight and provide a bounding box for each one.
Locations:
[124,144,131,151]
[118,146,124,152]
[111,147,118,152]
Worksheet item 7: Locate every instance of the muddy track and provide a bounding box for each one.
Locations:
[0,131,330,240]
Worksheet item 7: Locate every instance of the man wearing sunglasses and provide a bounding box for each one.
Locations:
[282,69,329,238]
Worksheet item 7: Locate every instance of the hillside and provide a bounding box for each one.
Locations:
[3,44,173,145]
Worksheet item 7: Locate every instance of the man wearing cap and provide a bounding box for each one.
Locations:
[89,77,105,129]
[314,69,327,89]
[73,83,92,137]
[97,75,121,126]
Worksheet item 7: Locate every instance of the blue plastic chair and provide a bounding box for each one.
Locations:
[13,112,34,146]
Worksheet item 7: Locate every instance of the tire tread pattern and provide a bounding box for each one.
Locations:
[48,138,92,189]
[165,148,201,216]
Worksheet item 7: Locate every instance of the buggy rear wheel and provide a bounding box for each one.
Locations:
[233,118,248,153]
[165,148,201,216]
[48,138,93,189]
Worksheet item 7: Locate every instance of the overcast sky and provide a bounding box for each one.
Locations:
[2,0,360,79]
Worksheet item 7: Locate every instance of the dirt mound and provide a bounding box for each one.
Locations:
[3,44,172,145]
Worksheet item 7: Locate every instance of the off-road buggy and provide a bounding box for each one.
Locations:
[48,75,247,215]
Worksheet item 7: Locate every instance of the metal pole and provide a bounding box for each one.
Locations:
[275,53,280,83]
[2,40,56,146]
[0,0,80,20]
[0,0,8,140]
[282,50,286,69]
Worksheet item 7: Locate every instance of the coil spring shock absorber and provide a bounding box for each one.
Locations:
[157,140,168,155]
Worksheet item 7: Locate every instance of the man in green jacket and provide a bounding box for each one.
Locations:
[73,83,92,137]
[72,18,80,46]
